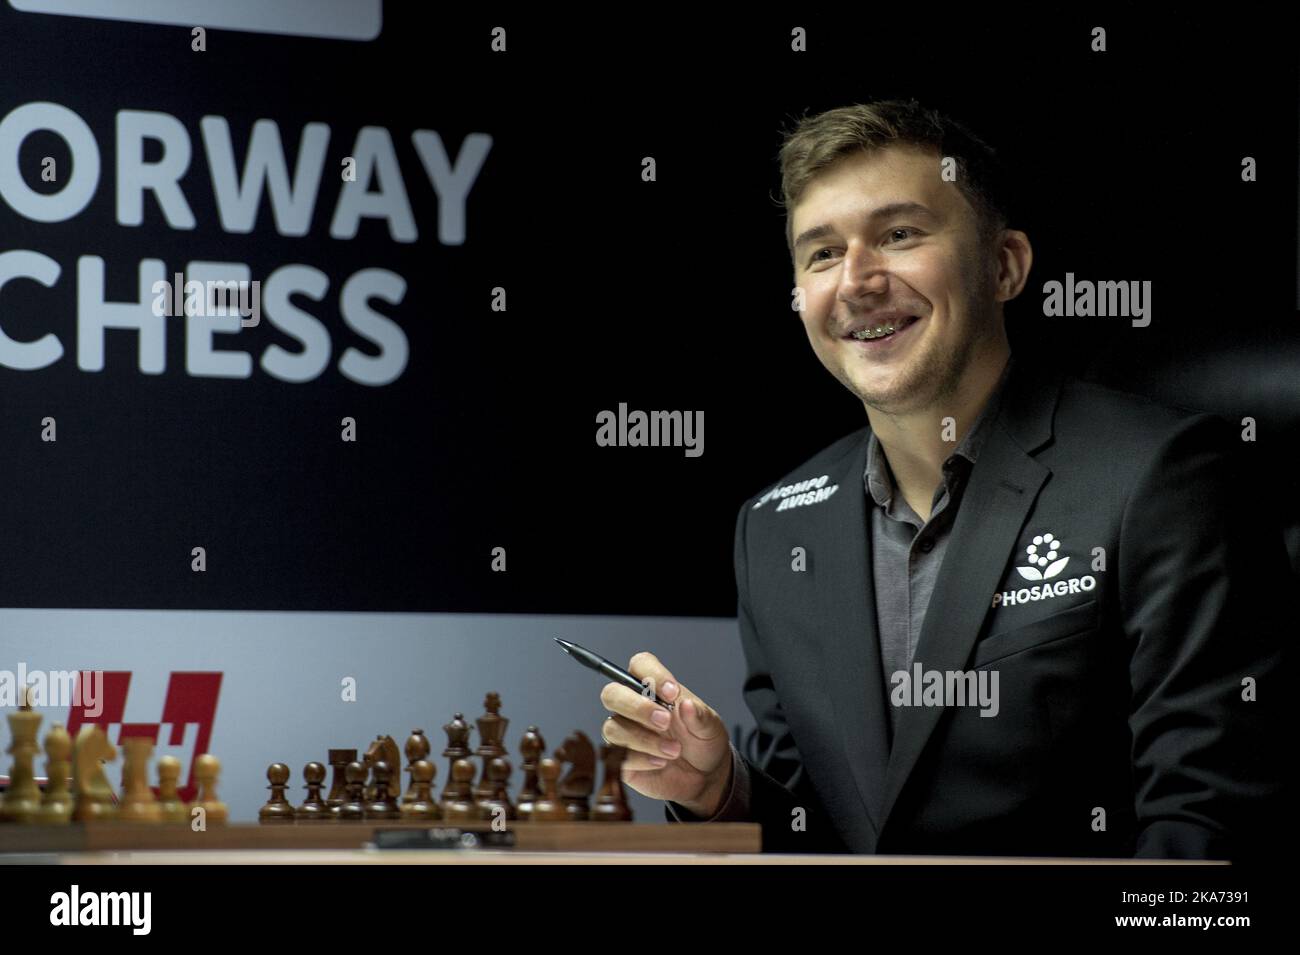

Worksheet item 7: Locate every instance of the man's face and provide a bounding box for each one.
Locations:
[790,144,1001,415]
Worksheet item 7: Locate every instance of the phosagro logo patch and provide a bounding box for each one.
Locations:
[1016,531,1069,580]
[992,529,1095,608]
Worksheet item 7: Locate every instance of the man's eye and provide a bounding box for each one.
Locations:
[811,228,919,263]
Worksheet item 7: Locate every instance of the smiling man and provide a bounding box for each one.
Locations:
[788,119,1023,526]
[598,99,1286,858]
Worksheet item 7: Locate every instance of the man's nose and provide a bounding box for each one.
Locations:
[839,244,892,300]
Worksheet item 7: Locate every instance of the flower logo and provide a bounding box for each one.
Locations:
[1016,532,1070,580]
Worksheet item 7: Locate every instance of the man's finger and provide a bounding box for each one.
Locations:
[602,713,682,758]
[621,752,668,772]
[626,651,679,700]
[600,681,674,734]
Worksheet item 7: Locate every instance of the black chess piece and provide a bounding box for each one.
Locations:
[516,726,545,820]
[478,756,517,823]
[363,735,400,802]
[442,758,479,822]
[327,748,356,811]
[403,730,431,806]
[441,714,472,807]
[339,761,367,821]
[258,763,296,824]
[297,761,332,822]
[556,731,596,821]
[593,744,633,821]
[400,760,443,820]
[473,693,508,805]
[365,760,401,819]
[530,757,568,822]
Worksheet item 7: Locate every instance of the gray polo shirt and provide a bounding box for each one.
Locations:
[867,355,1012,743]
[667,356,1014,823]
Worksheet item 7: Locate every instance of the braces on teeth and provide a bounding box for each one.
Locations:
[851,321,904,340]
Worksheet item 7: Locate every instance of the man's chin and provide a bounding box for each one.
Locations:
[844,369,919,411]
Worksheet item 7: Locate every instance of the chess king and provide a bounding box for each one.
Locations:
[597,98,1285,860]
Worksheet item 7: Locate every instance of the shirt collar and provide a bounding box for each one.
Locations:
[863,355,1014,509]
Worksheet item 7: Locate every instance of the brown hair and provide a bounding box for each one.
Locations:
[777,99,1012,262]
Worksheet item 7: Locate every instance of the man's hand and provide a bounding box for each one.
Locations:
[599,651,732,816]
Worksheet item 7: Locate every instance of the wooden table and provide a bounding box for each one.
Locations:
[0,821,1226,864]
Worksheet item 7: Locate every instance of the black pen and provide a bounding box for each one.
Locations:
[554,638,675,710]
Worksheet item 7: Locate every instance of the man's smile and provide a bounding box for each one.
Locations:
[843,313,925,350]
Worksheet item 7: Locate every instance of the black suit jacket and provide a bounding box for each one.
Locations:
[721,360,1286,858]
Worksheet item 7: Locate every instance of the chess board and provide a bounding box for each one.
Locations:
[0,688,761,852]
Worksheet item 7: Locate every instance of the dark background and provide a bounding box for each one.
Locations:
[0,8,1295,613]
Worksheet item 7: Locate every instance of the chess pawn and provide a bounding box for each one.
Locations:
[400,760,442,821]
[71,725,118,823]
[156,756,189,823]
[592,744,633,821]
[258,763,296,824]
[529,757,569,822]
[38,722,74,825]
[441,758,479,822]
[0,691,43,823]
[118,737,163,823]
[296,762,332,822]
[365,760,401,819]
[339,761,367,821]
[326,748,357,812]
[192,753,228,825]
[402,729,430,806]
[515,725,545,820]
[440,713,472,806]
[363,735,401,802]
[477,756,517,824]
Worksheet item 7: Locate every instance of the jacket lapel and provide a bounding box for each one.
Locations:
[874,361,1062,839]
[813,430,891,840]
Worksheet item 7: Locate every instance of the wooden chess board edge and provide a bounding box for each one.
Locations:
[0,821,762,853]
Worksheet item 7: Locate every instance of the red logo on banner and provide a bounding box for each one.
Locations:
[65,671,222,803]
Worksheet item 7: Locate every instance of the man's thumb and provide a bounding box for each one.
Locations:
[679,696,720,735]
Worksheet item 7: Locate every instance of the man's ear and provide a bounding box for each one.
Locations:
[994,229,1033,303]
